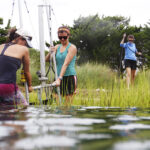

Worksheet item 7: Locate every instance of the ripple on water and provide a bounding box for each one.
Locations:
[0,142,8,150]
[3,117,105,135]
[34,118,106,125]
[110,123,150,130]
[113,140,150,150]
[114,115,140,121]
[139,116,150,120]
[78,134,112,140]
[0,126,14,138]
[15,135,77,149]
[4,118,105,126]
[82,106,103,109]
[25,125,91,135]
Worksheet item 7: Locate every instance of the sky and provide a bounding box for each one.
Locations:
[0,0,150,49]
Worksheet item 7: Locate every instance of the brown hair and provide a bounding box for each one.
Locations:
[127,34,135,40]
[58,26,70,35]
[6,27,20,43]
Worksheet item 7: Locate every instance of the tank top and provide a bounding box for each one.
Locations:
[56,43,76,76]
[0,43,21,84]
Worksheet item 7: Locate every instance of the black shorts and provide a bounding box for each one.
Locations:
[124,59,137,70]
[60,75,77,96]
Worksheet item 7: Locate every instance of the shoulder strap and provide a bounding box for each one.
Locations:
[1,44,9,55]
[66,43,71,52]
[126,43,136,54]
[1,42,15,55]
[57,44,62,52]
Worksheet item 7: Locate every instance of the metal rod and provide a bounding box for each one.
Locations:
[18,0,29,103]
[38,5,47,86]
[18,0,23,28]
[46,6,62,104]
[25,82,29,104]
[33,83,56,90]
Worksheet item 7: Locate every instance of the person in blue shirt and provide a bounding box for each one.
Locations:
[46,26,77,105]
[120,33,142,89]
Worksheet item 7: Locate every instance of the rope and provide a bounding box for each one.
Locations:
[23,0,39,48]
[10,0,16,26]
[24,0,29,13]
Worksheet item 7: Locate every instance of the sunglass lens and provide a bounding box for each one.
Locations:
[59,36,67,40]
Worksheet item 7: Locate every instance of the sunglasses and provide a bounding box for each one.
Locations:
[129,39,134,41]
[58,36,68,40]
[21,36,32,41]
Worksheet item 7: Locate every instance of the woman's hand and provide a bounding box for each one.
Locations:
[123,33,126,38]
[28,86,33,92]
[49,46,55,53]
[137,52,142,56]
[52,78,61,87]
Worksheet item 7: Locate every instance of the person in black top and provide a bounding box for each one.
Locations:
[0,28,32,108]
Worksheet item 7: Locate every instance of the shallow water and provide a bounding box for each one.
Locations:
[1,106,150,150]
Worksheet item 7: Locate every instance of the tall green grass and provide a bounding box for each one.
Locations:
[73,67,150,108]
[16,49,150,107]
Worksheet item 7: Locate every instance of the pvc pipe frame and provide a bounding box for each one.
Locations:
[18,0,29,103]
[37,5,61,104]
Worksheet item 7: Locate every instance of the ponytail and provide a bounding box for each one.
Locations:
[6,28,20,43]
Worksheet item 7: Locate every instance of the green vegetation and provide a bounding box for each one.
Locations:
[73,65,150,108]
[0,15,150,107]
[22,58,150,108]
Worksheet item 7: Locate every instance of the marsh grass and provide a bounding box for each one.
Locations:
[17,58,150,108]
[73,67,150,108]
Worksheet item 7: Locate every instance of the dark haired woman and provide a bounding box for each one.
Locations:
[0,28,33,109]
[46,26,77,105]
[120,33,142,89]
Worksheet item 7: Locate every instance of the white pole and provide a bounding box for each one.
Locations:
[18,0,29,103]
[18,0,23,28]
[46,6,61,104]
[38,5,47,86]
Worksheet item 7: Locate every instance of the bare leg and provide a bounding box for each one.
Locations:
[126,67,131,89]
[65,95,73,106]
[131,69,136,85]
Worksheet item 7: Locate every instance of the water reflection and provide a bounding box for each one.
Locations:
[0,106,150,150]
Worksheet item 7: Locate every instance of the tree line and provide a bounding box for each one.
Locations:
[1,15,150,71]
[69,15,150,71]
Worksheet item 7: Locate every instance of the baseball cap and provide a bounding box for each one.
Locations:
[16,28,33,48]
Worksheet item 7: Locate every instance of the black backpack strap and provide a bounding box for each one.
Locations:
[126,43,136,54]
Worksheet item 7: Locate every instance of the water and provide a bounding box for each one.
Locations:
[1,106,150,150]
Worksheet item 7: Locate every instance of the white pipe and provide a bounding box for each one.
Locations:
[33,83,56,90]
[18,0,29,103]
[38,5,46,86]
[18,0,23,28]
[46,6,62,104]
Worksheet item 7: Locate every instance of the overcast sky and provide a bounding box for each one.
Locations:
[0,0,150,49]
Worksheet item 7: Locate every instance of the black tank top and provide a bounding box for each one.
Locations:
[0,43,21,84]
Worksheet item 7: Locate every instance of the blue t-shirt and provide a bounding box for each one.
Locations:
[120,42,137,61]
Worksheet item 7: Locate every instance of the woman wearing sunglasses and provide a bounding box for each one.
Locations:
[46,26,77,105]
[120,33,142,89]
[0,28,33,109]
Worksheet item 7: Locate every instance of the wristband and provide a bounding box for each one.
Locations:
[58,76,63,80]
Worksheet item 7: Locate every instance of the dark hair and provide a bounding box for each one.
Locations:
[128,34,135,40]
[6,28,20,43]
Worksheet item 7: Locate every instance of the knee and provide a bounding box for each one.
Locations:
[126,72,131,78]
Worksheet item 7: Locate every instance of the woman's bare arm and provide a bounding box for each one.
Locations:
[120,33,126,44]
[22,48,32,92]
